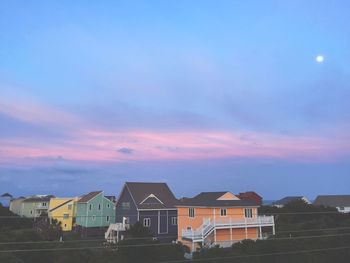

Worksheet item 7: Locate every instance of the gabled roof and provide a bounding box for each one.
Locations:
[273,196,307,205]
[125,182,179,210]
[78,191,102,203]
[49,199,73,212]
[1,193,13,198]
[313,195,350,207]
[178,191,258,207]
[105,196,116,202]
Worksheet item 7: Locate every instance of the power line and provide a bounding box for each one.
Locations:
[1,232,350,249]
[157,245,350,263]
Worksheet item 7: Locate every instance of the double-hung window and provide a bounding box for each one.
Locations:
[189,208,195,218]
[244,208,253,218]
[220,208,227,216]
[143,218,151,227]
[171,217,177,225]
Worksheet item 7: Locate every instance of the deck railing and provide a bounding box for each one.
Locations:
[182,215,274,241]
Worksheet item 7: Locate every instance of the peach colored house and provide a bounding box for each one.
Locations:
[177,191,275,252]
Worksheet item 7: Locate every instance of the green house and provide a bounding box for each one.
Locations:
[76,191,116,229]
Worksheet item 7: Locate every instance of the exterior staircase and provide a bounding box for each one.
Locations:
[105,217,128,243]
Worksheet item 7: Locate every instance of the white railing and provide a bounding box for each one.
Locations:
[105,217,128,243]
[182,216,274,241]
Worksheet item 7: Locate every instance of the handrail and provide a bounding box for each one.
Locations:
[182,216,274,240]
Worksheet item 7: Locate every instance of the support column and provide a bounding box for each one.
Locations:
[230,226,233,245]
[213,208,216,245]
[245,217,248,239]
[259,226,262,239]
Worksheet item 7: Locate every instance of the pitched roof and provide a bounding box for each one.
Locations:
[178,191,258,207]
[49,199,73,212]
[313,195,350,207]
[78,191,102,203]
[105,196,116,202]
[1,193,13,198]
[125,182,179,209]
[273,196,306,205]
[23,195,55,203]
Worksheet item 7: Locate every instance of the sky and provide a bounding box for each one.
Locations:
[0,0,349,200]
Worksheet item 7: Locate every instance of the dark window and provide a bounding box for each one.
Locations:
[122,202,130,210]
[244,208,253,218]
[220,209,227,216]
[189,208,195,218]
[143,218,151,227]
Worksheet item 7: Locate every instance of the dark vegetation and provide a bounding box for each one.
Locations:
[1,201,350,262]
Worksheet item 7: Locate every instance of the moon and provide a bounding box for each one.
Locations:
[316,55,324,63]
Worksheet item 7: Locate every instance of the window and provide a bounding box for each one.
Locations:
[106,216,110,222]
[187,227,192,231]
[63,214,69,219]
[42,202,47,207]
[68,204,72,210]
[98,204,101,210]
[220,209,227,216]
[89,204,92,210]
[244,208,253,218]
[107,204,110,208]
[64,224,67,228]
[92,215,96,221]
[189,208,195,218]
[122,202,130,210]
[143,218,151,227]
[30,210,33,215]
[171,217,177,225]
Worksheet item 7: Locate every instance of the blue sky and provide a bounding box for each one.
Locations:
[0,0,349,199]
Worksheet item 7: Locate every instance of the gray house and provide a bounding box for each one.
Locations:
[313,195,350,213]
[272,196,310,208]
[115,182,179,239]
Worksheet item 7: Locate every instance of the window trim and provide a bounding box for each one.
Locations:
[143,218,151,227]
[188,208,195,218]
[220,208,227,217]
[171,217,177,225]
[244,208,253,218]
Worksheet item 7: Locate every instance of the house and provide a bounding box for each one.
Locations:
[9,197,25,216]
[114,182,179,239]
[9,195,54,218]
[49,197,78,231]
[237,192,263,206]
[313,195,350,213]
[75,191,116,236]
[0,193,13,207]
[177,191,275,252]
[272,196,310,208]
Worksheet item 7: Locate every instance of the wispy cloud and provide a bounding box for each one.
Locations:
[117,147,134,155]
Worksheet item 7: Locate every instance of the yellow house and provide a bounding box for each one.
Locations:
[49,197,78,231]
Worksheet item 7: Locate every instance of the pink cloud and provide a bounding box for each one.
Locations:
[1,128,349,164]
[0,95,349,165]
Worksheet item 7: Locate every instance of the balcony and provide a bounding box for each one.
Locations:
[182,216,275,241]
